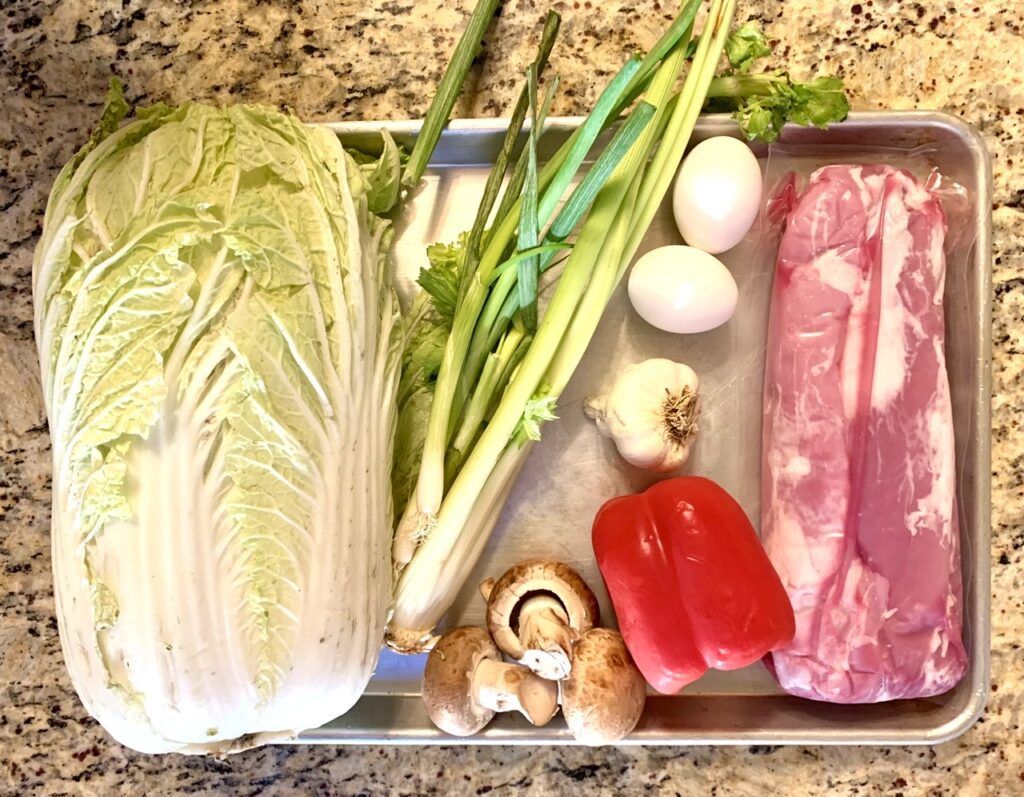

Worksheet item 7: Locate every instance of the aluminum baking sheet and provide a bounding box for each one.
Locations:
[302,113,991,745]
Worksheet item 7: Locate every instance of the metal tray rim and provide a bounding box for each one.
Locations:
[309,112,993,746]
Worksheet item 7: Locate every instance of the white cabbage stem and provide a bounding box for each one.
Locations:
[583,358,700,472]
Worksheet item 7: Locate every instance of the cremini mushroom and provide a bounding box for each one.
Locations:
[480,559,600,681]
[421,626,559,737]
[560,628,646,744]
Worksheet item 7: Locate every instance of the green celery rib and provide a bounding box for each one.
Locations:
[402,0,501,188]
[705,72,780,98]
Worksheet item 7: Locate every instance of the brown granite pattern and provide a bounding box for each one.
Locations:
[1,1,1022,794]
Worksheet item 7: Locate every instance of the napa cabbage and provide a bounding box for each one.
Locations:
[34,82,403,753]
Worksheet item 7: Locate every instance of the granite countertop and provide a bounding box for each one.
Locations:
[1,0,1021,794]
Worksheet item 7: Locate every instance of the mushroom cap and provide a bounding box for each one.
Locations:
[422,626,499,737]
[484,559,600,660]
[561,628,646,745]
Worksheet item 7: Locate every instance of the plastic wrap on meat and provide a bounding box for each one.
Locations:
[761,164,967,703]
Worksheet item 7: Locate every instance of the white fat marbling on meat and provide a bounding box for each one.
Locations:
[870,185,914,412]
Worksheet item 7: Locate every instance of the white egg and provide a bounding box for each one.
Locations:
[627,245,737,334]
[672,136,762,254]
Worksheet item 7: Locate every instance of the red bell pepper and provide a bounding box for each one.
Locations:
[592,476,795,694]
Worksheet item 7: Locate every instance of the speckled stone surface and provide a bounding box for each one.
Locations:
[1,1,1022,794]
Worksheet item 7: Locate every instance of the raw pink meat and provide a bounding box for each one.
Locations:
[761,165,967,703]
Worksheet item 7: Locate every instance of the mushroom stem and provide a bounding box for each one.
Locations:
[516,595,575,680]
[471,658,558,726]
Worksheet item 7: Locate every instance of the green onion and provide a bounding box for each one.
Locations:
[388,0,741,652]
[446,320,529,481]
[548,0,737,396]
[486,243,572,285]
[408,54,646,525]
[448,82,646,463]
[402,0,502,189]
[610,0,702,118]
[517,65,544,331]
[455,85,656,416]
[457,12,562,305]
[537,56,641,224]
[396,10,567,554]
[627,0,736,259]
[479,99,658,358]
[546,100,656,242]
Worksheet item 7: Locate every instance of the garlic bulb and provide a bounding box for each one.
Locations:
[583,358,700,472]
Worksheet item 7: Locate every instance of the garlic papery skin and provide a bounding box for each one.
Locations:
[583,358,700,472]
